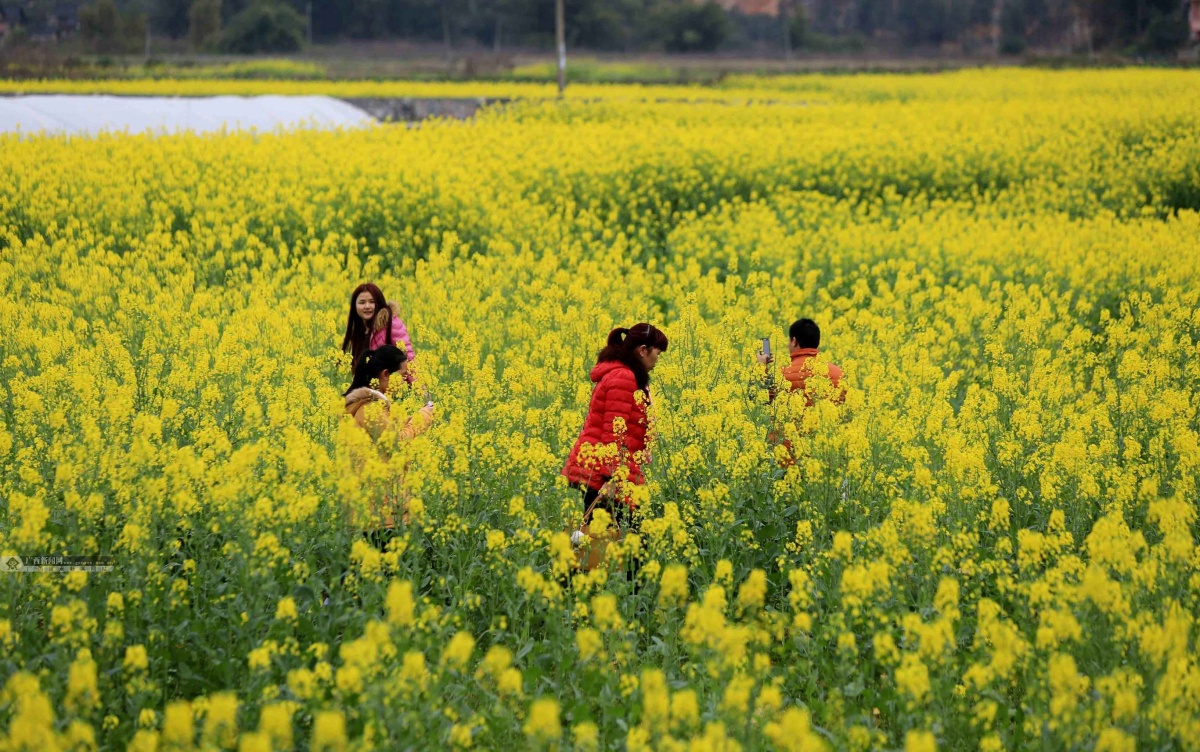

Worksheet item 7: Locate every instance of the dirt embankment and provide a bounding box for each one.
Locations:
[340,97,509,123]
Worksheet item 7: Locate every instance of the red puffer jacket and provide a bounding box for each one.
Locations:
[562,360,650,496]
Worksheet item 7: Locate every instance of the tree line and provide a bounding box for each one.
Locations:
[13,0,1193,56]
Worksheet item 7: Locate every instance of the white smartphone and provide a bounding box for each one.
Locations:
[761,337,771,358]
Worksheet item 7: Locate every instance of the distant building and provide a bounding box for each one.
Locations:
[715,0,781,16]
[1190,0,1200,41]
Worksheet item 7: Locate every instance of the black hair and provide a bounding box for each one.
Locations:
[344,345,408,395]
[596,323,669,391]
[342,282,389,373]
[789,319,821,349]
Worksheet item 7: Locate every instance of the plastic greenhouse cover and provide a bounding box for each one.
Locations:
[0,95,376,137]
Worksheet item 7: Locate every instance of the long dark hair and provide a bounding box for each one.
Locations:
[341,283,388,371]
[596,322,669,391]
[344,346,408,395]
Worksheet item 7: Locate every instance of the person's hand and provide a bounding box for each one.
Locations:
[756,351,774,366]
[598,480,616,499]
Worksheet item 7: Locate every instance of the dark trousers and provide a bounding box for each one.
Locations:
[578,481,640,581]
[583,490,639,535]
[364,527,396,552]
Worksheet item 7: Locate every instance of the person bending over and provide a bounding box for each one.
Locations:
[343,345,434,545]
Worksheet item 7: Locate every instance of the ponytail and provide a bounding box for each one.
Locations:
[607,327,631,347]
[596,323,669,391]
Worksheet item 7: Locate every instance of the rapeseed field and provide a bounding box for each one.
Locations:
[1,69,1199,750]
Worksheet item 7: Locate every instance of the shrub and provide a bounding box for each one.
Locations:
[219,0,305,54]
[660,1,731,53]
[188,0,222,51]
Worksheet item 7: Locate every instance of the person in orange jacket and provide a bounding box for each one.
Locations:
[758,318,845,405]
[757,318,845,465]
[344,346,433,441]
[343,345,434,547]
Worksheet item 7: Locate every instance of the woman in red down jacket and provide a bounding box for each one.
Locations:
[563,322,669,530]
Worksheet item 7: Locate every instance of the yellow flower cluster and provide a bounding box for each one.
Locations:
[1,69,1199,750]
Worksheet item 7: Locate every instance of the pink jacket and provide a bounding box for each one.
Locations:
[369,302,416,362]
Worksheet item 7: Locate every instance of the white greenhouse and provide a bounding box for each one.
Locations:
[0,95,376,137]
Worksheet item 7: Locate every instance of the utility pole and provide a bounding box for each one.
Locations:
[555,0,566,97]
[990,0,1004,56]
[143,0,151,61]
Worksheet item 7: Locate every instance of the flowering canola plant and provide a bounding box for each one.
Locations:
[1,69,1199,750]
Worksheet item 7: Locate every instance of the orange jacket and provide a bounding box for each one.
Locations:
[345,388,434,441]
[343,388,433,530]
[768,348,845,464]
[781,348,845,405]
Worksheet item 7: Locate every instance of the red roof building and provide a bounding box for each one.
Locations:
[715,0,781,16]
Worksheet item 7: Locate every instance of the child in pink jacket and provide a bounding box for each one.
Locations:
[372,302,417,384]
[369,301,416,361]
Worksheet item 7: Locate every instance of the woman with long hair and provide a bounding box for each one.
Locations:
[562,322,669,533]
[341,283,416,378]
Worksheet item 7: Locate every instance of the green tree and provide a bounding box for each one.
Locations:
[568,0,645,50]
[344,0,387,38]
[121,9,147,51]
[80,0,146,52]
[659,0,730,52]
[188,0,222,49]
[219,0,305,52]
[787,0,807,49]
[79,0,120,52]
[149,0,192,40]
